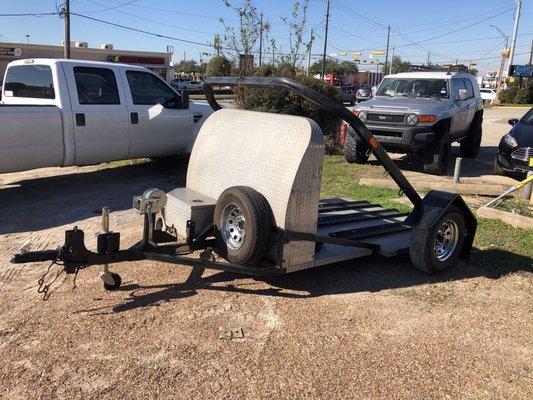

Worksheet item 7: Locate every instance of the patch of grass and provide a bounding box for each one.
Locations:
[496,103,533,107]
[496,198,533,218]
[321,155,410,212]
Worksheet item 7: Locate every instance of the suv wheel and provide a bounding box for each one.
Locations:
[460,121,482,158]
[344,134,370,164]
[423,139,450,175]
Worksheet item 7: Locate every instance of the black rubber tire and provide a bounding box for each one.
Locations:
[423,138,450,175]
[214,186,273,266]
[409,206,466,274]
[103,273,122,291]
[344,134,370,164]
[460,121,482,158]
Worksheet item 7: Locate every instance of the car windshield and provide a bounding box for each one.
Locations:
[377,78,449,99]
[520,108,533,125]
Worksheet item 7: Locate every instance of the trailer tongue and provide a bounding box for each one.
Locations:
[12,77,477,296]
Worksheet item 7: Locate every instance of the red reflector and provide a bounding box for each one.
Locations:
[339,123,347,147]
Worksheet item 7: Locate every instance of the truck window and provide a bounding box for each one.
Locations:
[3,65,55,99]
[126,70,178,108]
[73,67,120,105]
[451,79,466,99]
[462,79,474,99]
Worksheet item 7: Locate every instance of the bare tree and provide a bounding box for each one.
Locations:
[280,0,310,72]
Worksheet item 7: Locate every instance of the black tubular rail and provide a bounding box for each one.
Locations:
[203,77,422,207]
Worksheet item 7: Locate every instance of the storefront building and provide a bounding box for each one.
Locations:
[0,42,172,83]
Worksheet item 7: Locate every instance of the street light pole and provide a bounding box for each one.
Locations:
[383,25,391,75]
[259,11,263,67]
[508,0,522,74]
[321,0,331,80]
[490,25,509,90]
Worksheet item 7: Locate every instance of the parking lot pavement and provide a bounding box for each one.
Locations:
[0,108,531,399]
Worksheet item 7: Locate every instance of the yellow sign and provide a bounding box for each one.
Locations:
[502,49,510,57]
[353,51,362,56]
[338,51,347,57]
[371,50,385,56]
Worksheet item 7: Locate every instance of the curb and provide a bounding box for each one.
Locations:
[477,207,533,230]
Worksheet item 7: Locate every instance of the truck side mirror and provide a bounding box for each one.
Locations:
[458,89,468,101]
[178,90,189,109]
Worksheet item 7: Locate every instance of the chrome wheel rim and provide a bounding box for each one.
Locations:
[434,219,459,261]
[220,203,246,250]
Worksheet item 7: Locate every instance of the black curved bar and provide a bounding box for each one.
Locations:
[203,77,421,207]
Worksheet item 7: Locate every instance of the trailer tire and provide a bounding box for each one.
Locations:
[344,134,370,164]
[214,186,273,266]
[409,206,466,274]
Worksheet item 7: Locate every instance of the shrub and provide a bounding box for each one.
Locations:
[498,87,517,103]
[206,56,232,77]
[513,87,533,104]
[237,74,342,152]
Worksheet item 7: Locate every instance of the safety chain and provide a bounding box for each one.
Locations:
[36,247,85,301]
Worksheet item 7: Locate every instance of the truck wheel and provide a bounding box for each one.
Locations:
[214,186,273,266]
[460,122,482,158]
[423,139,450,175]
[344,134,370,164]
[409,206,466,274]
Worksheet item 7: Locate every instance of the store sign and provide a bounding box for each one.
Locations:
[510,64,533,77]
[0,47,22,57]
[106,55,166,65]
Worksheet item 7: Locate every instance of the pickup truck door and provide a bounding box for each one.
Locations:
[64,65,130,165]
[450,78,469,136]
[123,70,191,158]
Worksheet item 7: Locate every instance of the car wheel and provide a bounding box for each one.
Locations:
[409,206,466,274]
[344,134,370,164]
[423,139,450,175]
[460,122,482,158]
[214,186,273,266]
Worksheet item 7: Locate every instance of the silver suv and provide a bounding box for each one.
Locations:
[344,66,483,175]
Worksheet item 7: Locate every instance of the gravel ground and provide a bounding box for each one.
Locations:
[0,107,531,399]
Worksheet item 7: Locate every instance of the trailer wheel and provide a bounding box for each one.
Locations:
[344,134,370,164]
[103,273,122,291]
[409,206,466,274]
[214,186,273,266]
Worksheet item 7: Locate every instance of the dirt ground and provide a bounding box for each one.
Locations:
[0,107,531,399]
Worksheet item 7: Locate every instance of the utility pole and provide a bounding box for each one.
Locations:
[307,28,313,76]
[383,25,391,75]
[427,51,431,66]
[321,0,331,79]
[63,0,70,59]
[508,0,522,74]
[259,12,263,67]
[389,46,395,74]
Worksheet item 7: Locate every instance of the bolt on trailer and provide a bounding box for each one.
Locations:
[12,77,477,295]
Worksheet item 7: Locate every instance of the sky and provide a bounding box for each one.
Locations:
[0,0,532,76]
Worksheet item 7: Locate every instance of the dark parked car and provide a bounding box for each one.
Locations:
[356,85,372,102]
[495,107,533,177]
[334,85,356,105]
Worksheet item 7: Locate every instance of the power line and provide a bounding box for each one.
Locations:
[331,0,388,30]
[71,12,218,48]
[0,12,59,16]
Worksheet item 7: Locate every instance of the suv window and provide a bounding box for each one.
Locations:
[3,65,55,99]
[126,70,178,108]
[451,79,466,99]
[74,67,120,105]
[462,79,474,99]
[376,78,449,99]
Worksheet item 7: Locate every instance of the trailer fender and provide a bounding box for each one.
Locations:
[406,190,477,259]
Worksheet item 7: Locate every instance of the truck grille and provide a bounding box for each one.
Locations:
[511,147,532,162]
[366,113,405,124]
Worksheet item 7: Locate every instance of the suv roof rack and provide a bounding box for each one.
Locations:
[403,64,469,75]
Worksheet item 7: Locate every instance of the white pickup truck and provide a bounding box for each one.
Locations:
[0,59,212,174]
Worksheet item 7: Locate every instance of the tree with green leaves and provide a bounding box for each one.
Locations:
[206,56,232,76]
[279,0,310,73]
[390,55,411,74]
[309,59,358,79]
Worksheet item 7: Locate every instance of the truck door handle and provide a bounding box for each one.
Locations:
[130,112,139,124]
[193,113,203,123]
[75,113,85,126]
